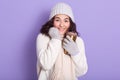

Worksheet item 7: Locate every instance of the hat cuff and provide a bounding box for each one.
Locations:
[49,3,75,22]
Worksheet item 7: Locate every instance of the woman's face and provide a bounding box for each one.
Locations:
[53,14,70,35]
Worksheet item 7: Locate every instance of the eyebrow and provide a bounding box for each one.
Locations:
[55,17,69,20]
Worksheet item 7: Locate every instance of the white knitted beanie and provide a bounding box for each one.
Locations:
[49,2,75,22]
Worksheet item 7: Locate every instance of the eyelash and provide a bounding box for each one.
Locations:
[55,19,69,23]
[65,20,68,22]
[55,19,59,21]
[55,20,69,22]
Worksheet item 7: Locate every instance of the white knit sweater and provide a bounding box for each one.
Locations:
[36,33,88,80]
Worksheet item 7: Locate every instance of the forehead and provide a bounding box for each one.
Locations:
[54,14,70,19]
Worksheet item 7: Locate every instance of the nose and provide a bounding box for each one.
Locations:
[60,22,65,28]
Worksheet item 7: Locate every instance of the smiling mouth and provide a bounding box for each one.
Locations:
[59,29,65,32]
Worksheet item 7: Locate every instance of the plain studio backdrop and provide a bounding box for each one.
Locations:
[0,0,120,80]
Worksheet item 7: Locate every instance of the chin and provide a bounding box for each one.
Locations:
[59,32,64,35]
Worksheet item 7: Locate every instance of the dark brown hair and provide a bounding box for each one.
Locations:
[40,16,79,37]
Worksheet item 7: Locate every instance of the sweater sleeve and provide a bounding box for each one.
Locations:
[71,37,88,77]
[36,33,62,70]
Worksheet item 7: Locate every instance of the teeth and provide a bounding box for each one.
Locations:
[59,29,64,31]
[60,30,64,32]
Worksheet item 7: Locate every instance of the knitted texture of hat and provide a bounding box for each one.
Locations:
[49,2,75,22]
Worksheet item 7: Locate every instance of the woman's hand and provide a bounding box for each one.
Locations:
[48,27,62,40]
[63,36,79,56]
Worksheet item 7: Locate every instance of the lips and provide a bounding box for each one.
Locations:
[58,29,66,35]
[57,27,68,35]
[59,29,65,32]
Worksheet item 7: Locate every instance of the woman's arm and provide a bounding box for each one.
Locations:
[36,34,62,70]
[71,37,88,77]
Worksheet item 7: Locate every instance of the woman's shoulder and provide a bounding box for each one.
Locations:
[76,36,84,42]
[37,33,50,41]
[76,36,85,45]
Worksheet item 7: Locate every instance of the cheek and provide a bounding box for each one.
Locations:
[62,25,70,34]
[53,21,59,28]
[64,27,69,33]
[65,23,70,30]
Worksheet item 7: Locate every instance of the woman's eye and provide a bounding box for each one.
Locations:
[65,20,69,22]
[55,19,59,21]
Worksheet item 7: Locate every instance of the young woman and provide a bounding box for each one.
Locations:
[36,2,88,80]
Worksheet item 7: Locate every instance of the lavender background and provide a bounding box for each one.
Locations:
[0,0,120,80]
